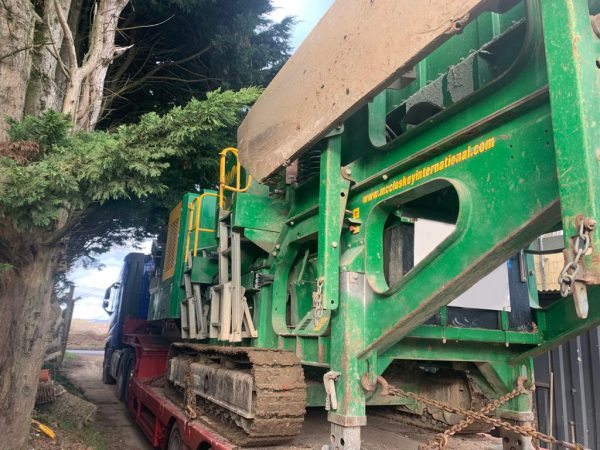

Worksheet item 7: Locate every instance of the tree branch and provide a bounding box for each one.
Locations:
[109,45,211,98]
[53,0,77,69]
[117,14,174,31]
[0,42,51,62]
[45,16,70,79]
[42,209,85,247]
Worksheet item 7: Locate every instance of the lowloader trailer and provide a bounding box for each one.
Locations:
[102,0,600,448]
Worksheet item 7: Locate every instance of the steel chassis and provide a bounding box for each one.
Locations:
[225,0,600,447]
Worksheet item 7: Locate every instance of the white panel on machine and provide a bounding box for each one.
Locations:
[414,219,511,311]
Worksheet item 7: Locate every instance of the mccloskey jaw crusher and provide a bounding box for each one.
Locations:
[103,0,600,448]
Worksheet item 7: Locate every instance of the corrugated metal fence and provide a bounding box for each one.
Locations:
[534,327,600,450]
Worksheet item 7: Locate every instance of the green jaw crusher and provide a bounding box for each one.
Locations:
[148,1,600,448]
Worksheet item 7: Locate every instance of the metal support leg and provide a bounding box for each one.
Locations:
[499,422,535,450]
[316,133,350,313]
[322,424,361,450]
[541,0,600,297]
[325,271,367,448]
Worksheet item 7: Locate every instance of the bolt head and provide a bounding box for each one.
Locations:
[345,168,352,175]
[331,241,338,248]
[382,174,389,180]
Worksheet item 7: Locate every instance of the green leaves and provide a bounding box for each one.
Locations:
[0,88,261,231]
[6,110,71,153]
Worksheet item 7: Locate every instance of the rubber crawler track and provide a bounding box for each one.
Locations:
[170,344,306,447]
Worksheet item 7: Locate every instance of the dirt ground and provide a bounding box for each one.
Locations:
[282,410,503,450]
[61,353,152,450]
[67,320,109,350]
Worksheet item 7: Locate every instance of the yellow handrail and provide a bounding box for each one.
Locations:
[219,147,252,208]
[184,192,217,262]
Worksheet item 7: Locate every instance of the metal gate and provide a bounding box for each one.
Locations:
[534,327,600,450]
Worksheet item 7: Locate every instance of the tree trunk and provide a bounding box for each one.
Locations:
[24,0,73,116]
[0,1,37,141]
[0,242,58,449]
[58,0,131,131]
[57,285,76,368]
[54,0,85,111]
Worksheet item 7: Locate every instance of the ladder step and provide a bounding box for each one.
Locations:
[219,248,232,256]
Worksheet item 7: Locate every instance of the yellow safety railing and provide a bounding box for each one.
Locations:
[184,192,217,262]
[219,147,252,208]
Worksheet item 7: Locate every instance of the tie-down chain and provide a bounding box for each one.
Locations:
[361,375,588,450]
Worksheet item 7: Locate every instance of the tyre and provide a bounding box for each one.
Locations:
[122,351,135,404]
[167,423,183,450]
[116,349,133,401]
[102,348,116,384]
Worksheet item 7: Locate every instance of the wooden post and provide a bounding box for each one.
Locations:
[57,285,76,369]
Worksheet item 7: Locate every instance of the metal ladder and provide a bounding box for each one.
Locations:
[181,257,208,339]
[209,210,257,342]
[209,147,257,342]
[180,193,216,340]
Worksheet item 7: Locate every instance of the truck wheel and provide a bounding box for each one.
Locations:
[167,424,183,450]
[102,348,116,384]
[122,351,135,404]
[116,349,133,401]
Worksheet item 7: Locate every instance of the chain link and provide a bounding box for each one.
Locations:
[559,220,594,297]
[375,377,586,450]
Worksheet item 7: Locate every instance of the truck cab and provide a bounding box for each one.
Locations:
[101,252,155,400]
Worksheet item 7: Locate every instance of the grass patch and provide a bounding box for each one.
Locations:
[54,371,85,398]
[63,350,78,362]
[34,409,108,450]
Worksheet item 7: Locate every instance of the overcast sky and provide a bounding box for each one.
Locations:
[72,0,334,321]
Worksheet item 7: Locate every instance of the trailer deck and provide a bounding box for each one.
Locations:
[130,376,503,450]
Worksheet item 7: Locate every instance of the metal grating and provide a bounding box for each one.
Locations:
[534,326,600,449]
[162,202,181,281]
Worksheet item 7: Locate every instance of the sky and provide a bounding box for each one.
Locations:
[71,1,334,321]
[270,0,333,50]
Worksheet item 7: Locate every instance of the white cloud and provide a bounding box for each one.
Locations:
[268,0,333,50]
[71,240,152,321]
[269,0,304,23]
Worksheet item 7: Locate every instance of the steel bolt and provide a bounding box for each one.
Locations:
[331,241,338,248]
[382,174,389,180]
[345,168,352,176]
[290,221,295,226]
[272,251,277,256]
[275,244,281,250]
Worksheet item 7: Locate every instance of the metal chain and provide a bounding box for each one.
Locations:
[559,220,594,297]
[312,277,324,323]
[376,377,586,450]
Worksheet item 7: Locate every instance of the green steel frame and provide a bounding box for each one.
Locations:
[156,0,600,443]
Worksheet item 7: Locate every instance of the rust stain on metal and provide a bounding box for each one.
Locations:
[238,0,500,182]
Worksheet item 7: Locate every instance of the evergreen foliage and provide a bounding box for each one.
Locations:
[0,87,261,250]
[103,0,293,127]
